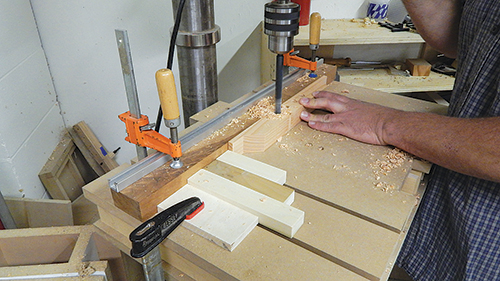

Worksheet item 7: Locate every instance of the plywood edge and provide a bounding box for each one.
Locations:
[24,198,73,228]
[188,169,304,238]
[0,225,113,279]
[158,185,258,252]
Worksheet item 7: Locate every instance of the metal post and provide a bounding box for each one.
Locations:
[141,247,164,281]
[171,0,221,127]
[115,29,148,160]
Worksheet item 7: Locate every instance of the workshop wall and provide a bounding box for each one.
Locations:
[1,0,411,199]
[0,1,65,198]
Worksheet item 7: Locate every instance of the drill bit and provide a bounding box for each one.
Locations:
[275,54,284,114]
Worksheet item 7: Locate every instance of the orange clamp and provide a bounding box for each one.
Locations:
[283,49,317,71]
[119,111,182,159]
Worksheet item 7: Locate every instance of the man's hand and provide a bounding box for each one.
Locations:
[299,91,400,146]
[299,90,500,182]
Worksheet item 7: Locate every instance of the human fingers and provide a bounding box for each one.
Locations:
[312,91,351,103]
[300,111,336,123]
[299,93,347,113]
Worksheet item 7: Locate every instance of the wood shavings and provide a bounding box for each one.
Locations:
[373,182,397,193]
[296,73,315,84]
[205,113,250,140]
[350,17,378,27]
[247,96,291,119]
[370,148,411,190]
[78,262,96,277]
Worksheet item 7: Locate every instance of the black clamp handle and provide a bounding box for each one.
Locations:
[129,197,204,258]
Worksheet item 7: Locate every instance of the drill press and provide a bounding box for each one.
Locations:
[264,0,300,114]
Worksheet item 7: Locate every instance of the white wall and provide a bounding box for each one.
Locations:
[1,0,411,199]
[30,0,272,167]
[0,1,64,198]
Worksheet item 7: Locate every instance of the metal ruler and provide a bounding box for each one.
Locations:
[109,69,305,192]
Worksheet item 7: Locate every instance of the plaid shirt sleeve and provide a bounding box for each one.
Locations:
[396,1,500,280]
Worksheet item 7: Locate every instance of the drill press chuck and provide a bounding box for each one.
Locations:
[264,0,300,55]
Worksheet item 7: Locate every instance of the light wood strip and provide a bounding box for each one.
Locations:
[158,184,258,252]
[205,160,294,205]
[188,169,304,238]
[217,150,287,185]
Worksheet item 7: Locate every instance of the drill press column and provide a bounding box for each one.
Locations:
[264,0,300,114]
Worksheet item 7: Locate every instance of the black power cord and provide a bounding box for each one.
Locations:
[154,0,186,132]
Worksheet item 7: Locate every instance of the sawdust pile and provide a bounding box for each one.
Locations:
[247,96,291,119]
[351,17,377,27]
[371,148,412,192]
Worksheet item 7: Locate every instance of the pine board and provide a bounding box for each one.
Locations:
[188,169,304,238]
[205,160,294,205]
[217,150,287,185]
[158,184,258,252]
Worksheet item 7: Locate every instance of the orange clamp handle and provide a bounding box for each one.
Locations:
[119,111,182,158]
[283,49,318,71]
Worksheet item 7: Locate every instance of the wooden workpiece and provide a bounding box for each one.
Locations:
[405,58,432,76]
[83,65,446,280]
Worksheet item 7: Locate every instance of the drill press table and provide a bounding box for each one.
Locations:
[83,65,446,280]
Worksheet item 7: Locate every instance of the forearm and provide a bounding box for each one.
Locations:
[383,111,500,182]
[402,0,462,57]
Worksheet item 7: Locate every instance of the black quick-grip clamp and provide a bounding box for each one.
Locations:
[129,197,204,280]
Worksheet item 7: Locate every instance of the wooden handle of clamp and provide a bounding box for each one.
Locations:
[155,68,180,121]
[309,12,321,45]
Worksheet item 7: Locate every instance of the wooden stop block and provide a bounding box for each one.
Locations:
[406,58,431,76]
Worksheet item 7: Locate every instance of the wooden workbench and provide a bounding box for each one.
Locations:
[338,68,455,94]
[294,19,424,46]
[84,66,447,280]
[263,19,454,93]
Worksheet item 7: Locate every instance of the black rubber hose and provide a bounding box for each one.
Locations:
[155,0,186,132]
